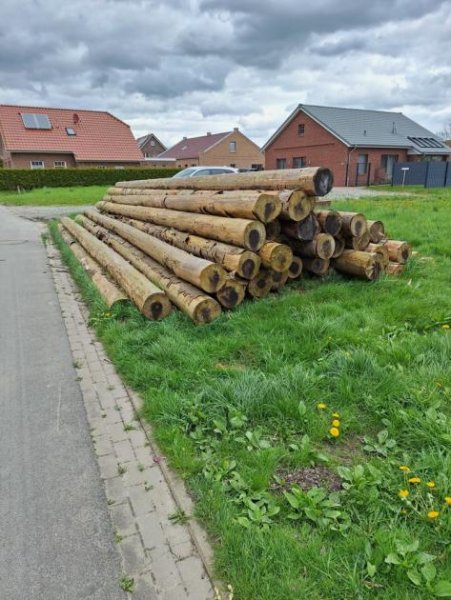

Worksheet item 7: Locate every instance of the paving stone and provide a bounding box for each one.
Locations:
[107,422,129,443]
[129,573,159,600]
[124,464,159,488]
[136,511,167,551]
[98,453,120,480]
[177,556,214,599]
[118,533,147,575]
[93,437,114,457]
[104,476,128,506]
[128,485,155,517]
[114,439,136,464]
[111,501,137,538]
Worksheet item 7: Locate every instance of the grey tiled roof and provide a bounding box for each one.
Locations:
[264,104,451,155]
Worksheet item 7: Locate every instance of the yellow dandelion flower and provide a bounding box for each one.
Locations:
[426,481,436,489]
[399,465,410,472]
[444,497,451,505]
[427,511,440,519]
[399,489,409,498]
[317,403,327,410]
[332,419,340,427]
[332,412,340,418]
[408,477,421,484]
[442,324,450,329]
[329,427,340,438]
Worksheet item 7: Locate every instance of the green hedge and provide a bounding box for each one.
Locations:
[0,167,180,191]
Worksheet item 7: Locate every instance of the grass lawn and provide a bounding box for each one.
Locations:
[49,188,451,599]
[0,185,108,206]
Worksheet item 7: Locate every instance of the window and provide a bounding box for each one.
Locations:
[229,141,237,153]
[54,160,67,168]
[230,163,236,168]
[66,127,76,136]
[150,140,155,146]
[30,160,44,169]
[276,158,287,169]
[357,154,368,175]
[293,156,306,168]
[381,154,398,177]
[21,113,51,129]
[298,124,305,136]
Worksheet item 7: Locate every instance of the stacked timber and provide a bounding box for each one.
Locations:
[57,168,412,324]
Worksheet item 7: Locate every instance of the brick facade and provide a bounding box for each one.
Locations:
[265,110,448,186]
[139,135,166,158]
[201,130,264,169]
[9,152,76,169]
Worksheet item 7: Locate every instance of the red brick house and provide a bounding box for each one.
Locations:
[136,133,166,158]
[157,129,264,170]
[0,104,143,169]
[263,104,451,186]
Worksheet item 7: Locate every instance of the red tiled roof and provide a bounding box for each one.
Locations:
[0,104,143,162]
[159,132,231,159]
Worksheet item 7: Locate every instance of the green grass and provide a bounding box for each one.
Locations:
[0,185,108,206]
[49,187,451,599]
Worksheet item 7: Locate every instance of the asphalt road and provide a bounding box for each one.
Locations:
[0,206,126,600]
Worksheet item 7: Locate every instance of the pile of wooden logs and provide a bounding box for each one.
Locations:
[58,168,412,324]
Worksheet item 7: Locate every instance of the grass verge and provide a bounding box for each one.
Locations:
[49,188,451,599]
[0,185,108,206]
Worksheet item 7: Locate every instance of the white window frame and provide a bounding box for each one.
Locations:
[30,160,44,169]
[229,141,237,153]
[54,160,67,169]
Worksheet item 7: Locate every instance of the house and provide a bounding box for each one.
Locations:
[136,133,166,158]
[263,104,451,186]
[157,128,264,169]
[0,104,143,169]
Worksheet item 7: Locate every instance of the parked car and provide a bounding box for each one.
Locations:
[172,166,238,178]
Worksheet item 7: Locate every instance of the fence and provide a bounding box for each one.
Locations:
[392,161,451,188]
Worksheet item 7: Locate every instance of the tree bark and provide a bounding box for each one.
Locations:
[338,212,368,237]
[385,240,411,263]
[60,217,171,320]
[281,214,320,242]
[367,220,386,243]
[58,226,128,309]
[303,257,330,275]
[332,250,381,280]
[216,277,246,309]
[386,261,405,275]
[314,210,343,236]
[290,233,336,259]
[115,167,334,196]
[97,201,266,251]
[82,210,226,293]
[278,189,315,221]
[117,217,261,279]
[258,241,293,272]
[288,256,303,279]
[367,242,389,268]
[104,189,282,224]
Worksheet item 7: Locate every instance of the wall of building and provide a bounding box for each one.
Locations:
[78,161,142,168]
[264,111,413,186]
[140,137,166,158]
[201,131,264,169]
[9,153,77,169]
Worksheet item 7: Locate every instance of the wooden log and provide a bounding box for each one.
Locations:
[265,219,281,241]
[367,242,389,268]
[278,190,315,221]
[119,217,261,280]
[247,269,274,298]
[258,242,293,272]
[216,277,246,309]
[315,210,343,236]
[367,220,386,243]
[104,189,282,224]
[281,214,320,242]
[58,226,128,309]
[386,261,405,276]
[332,250,381,281]
[82,210,226,293]
[385,240,411,263]
[343,230,370,251]
[290,233,336,260]
[303,258,330,276]
[60,218,171,320]
[79,221,221,323]
[97,201,266,251]
[115,167,334,196]
[287,256,303,279]
[338,212,368,237]
[270,269,290,290]
[331,236,345,258]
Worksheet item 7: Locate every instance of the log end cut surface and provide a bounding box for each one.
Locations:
[142,293,172,320]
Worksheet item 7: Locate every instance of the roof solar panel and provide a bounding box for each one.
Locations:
[21,113,52,129]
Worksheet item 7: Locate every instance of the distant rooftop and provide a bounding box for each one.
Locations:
[158,131,232,160]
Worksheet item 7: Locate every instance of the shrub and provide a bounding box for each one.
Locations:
[0,167,180,190]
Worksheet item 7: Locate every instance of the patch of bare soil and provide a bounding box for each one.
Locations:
[271,466,342,493]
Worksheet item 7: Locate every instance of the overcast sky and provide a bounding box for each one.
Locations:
[1,0,451,146]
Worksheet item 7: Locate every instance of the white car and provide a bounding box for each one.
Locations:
[172,166,238,178]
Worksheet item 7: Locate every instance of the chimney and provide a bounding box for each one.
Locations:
[233,127,239,132]
[182,136,187,140]
[206,132,211,136]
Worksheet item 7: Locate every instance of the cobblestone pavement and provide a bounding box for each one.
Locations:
[47,241,216,600]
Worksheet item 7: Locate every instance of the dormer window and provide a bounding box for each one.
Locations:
[66,127,76,136]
